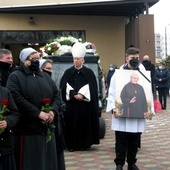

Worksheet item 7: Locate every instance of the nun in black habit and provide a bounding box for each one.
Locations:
[7,47,61,170]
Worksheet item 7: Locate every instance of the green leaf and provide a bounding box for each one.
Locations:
[46,128,52,143]
[41,105,46,111]
[0,115,6,119]
[49,123,56,129]
[0,128,4,134]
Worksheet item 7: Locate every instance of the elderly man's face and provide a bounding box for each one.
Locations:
[131,75,139,84]
[73,57,84,69]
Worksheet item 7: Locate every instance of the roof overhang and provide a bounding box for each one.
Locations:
[0,0,159,18]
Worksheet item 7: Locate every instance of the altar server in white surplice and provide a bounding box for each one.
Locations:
[106,47,154,170]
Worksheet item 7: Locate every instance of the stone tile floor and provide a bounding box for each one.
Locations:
[64,98,170,170]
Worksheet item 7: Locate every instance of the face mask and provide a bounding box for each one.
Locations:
[28,60,39,72]
[42,69,52,76]
[142,60,150,64]
[142,60,148,62]
[109,67,114,71]
[0,61,11,69]
[159,66,163,70]
[129,59,139,68]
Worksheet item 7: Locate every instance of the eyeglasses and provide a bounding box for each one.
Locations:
[28,57,40,61]
[44,67,53,71]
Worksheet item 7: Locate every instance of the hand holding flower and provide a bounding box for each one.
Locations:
[41,98,56,143]
[39,111,54,123]
[0,120,7,129]
[46,111,54,123]
[38,111,50,122]
[0,99,10,134]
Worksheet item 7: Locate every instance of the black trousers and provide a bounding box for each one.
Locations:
[157,87,168,108]
[114,131,141,166]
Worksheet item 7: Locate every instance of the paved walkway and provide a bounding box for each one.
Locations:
[64,97,170,170]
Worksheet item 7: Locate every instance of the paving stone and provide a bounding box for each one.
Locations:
[64,97,170,170]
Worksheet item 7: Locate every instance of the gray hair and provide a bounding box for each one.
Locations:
[130,72,139,80]
[0,49,12,59]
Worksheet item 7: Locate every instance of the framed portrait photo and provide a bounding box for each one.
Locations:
[115,69,153,119]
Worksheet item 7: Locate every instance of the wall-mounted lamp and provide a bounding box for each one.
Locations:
[28,16,35,24]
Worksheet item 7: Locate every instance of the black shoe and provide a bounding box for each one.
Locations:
[116,165,123,170]
[128,164,139,170]
[162,106,166,110]
[162,105,166,110]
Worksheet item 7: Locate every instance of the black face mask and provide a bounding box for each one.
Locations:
[28,60,39,72]
[0,61,11,70]
[42,69,52,76]
[129,59,139,68]
[142,60,151,65]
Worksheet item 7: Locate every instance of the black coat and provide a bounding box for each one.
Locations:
[0,86,19,156]
[142,61,155,80]
[6,64,61,135]
[107,70,115,87]
[0,61,14,87]
[142,61,156,92]
[60,66,100,149]
[154,67,169,88]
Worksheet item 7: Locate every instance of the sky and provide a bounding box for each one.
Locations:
[149,0,170,34]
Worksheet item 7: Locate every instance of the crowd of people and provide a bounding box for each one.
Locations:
[106,47,170,170]
[0,42,100,170]
[106,53,169,111]
[0,43,169,170]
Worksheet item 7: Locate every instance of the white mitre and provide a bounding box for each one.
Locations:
[71,42,86,58]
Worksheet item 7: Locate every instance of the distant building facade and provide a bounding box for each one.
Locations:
[155,28,170,59]
[155,33,162,58]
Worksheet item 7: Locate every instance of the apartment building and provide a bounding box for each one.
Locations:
[155,27,170,60]
[155,33,162,58]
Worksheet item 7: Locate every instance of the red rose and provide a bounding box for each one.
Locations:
[42,98,50,104]
[1,99,9,106]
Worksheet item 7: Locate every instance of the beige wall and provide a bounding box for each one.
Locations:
[125,14,155,64]
[138,15,155,63]
[0,13,125,72]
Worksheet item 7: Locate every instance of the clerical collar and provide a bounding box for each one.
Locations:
[74,65,83,70]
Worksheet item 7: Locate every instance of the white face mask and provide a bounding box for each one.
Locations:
[109,67,114,71]
[159,66,163,69]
